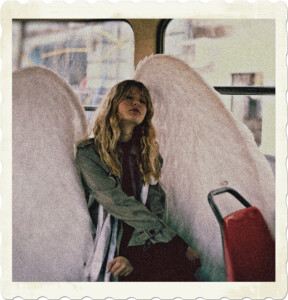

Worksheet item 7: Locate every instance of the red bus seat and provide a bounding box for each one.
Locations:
[208,187,275,281]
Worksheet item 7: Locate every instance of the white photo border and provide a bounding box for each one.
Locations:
[1,1,287,299]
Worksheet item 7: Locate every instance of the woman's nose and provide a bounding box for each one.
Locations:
[132,99,140,105]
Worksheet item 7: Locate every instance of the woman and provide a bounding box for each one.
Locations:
[76,80,200,281]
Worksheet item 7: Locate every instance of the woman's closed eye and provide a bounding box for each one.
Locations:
[125,95,146,105]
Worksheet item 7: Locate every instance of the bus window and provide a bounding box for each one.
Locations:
[164,19,275,155]
[12,20,135,120]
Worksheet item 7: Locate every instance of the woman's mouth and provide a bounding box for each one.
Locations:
[130,108,140,114]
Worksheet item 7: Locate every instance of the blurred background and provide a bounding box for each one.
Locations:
[12,19,275,157]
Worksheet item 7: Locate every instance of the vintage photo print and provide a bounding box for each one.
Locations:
[1,0,287,299]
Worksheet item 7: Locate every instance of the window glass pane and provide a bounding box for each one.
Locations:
[164,19,275,155]
[13,20,135,119]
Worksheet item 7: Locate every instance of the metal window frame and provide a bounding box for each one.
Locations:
[84,86,275,111]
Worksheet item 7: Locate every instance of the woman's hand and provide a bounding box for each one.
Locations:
[186,246,201,271]
[107,256,134,277]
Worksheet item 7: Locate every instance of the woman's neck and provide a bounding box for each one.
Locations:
[119,122,135,142]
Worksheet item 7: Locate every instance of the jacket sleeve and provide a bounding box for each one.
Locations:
[75,145,175,242]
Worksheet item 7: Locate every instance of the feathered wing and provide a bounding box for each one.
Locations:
[134,54,275,281]
[12,67,94,281]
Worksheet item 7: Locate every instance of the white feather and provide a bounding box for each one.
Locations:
[12,67,94,281]
[135,54,275,281]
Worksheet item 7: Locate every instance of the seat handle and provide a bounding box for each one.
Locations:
[208,187,252,226]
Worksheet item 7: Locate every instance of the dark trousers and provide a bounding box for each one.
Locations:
[119,236,196,282]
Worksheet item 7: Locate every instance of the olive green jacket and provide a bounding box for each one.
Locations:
[75,139,176,247]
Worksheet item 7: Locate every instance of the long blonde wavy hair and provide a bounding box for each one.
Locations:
[92,80,161,184]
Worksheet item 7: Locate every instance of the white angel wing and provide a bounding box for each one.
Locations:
[12,67,94,281]
[134,54,275,281]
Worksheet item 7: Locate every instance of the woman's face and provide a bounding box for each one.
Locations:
[117,87,148,126]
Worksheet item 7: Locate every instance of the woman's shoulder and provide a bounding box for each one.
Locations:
[77,138,95,149]
[76,138,105,164]
[76,138,100,161]
[76,138,110,173]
